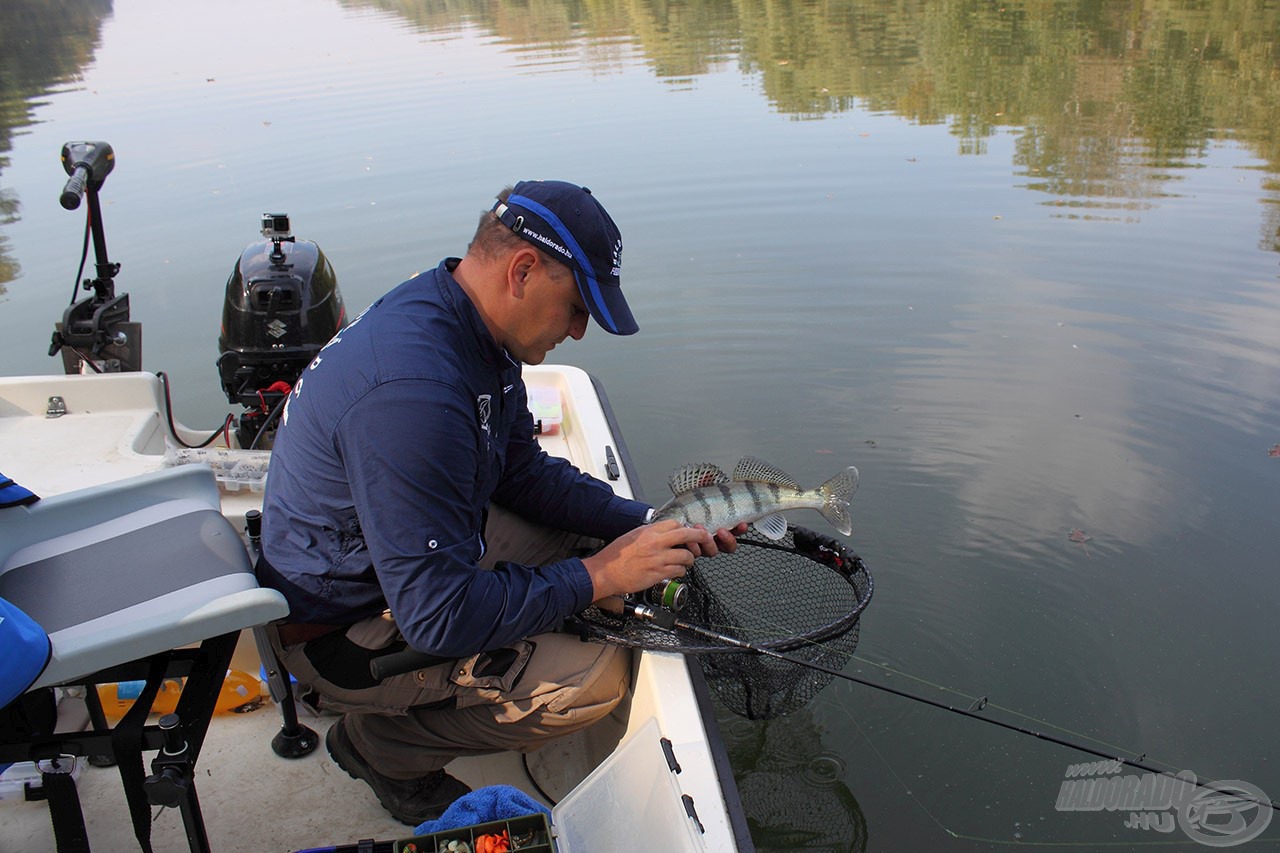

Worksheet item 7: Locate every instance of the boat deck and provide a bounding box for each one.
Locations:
[6,702,406,851]
[0,367,746,852]
[3,693,597,851]
[3,645,732,852]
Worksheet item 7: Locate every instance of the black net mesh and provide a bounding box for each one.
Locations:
[573,525,873,719]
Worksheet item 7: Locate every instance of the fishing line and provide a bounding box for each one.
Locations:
[670,616,1279,814]
[833,695,966,841]
[693,586,1272,796]
[839,704,1222,848]
[842,651,1158,768]
[705,603,1149,766]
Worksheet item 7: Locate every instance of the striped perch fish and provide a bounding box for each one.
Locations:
[652,456,858,540]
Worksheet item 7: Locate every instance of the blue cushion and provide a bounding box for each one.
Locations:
[0,596,51,707]
[0,472,38,509]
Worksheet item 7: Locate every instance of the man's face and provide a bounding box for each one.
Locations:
[510,256,590,365]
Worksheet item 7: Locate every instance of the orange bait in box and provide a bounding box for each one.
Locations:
[474,829,510,853]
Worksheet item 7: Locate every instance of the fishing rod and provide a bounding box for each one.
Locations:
[366,593,1275,814]
[659,610,1280,814]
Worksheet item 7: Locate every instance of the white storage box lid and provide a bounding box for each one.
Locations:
[552,717,706,852]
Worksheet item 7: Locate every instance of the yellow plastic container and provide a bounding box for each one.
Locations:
[96,669,262,719]
[96,678,182,720]
[214,669,263,713]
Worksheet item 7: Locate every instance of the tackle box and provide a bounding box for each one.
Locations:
[163,445,272,492]
[294,718,706,853]
[393,812,553,852]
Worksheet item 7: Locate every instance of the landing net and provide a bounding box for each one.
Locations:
[573,525,873,719]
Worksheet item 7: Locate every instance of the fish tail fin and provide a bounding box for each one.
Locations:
[816,466,858,535]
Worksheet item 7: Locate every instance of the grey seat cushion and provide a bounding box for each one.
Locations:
[0,469,287,691]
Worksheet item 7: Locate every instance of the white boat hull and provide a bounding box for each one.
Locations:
[0,366,748,852]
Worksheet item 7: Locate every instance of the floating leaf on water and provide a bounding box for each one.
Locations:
[1068,527,1093,558]
[1269,444,1280,458]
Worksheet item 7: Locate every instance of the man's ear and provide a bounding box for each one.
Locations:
[507,248,539,299]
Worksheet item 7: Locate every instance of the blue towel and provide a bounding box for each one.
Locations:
[414,784,550,835]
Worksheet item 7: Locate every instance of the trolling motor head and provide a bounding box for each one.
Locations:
[59,141,115,210]
[217,214,346,449]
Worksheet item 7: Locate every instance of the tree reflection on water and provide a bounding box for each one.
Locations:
[358,0,1280,238]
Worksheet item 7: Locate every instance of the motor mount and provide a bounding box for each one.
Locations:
[217,216,345,449]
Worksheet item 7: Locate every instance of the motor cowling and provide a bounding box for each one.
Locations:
[217,235,345,449]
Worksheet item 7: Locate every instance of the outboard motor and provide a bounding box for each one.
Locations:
[217,214,346,450]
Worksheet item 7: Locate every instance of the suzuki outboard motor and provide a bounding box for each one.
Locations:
[217,214,346,450]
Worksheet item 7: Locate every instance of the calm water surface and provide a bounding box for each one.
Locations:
[3,1,1279,849]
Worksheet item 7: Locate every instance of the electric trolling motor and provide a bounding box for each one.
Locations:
[49,141,143,373]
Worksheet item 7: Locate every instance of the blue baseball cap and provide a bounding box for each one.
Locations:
[493,180,637,336]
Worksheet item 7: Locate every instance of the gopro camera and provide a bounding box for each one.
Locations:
[261,213,291,240]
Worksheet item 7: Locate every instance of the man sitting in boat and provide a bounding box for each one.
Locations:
[256,181,738,825]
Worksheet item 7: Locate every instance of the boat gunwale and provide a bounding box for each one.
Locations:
[587,371,755,853]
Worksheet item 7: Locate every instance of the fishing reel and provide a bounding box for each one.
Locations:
[643,578,689,612]
[621,578,690,630]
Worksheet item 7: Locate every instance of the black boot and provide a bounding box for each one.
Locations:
[326,718,472,826]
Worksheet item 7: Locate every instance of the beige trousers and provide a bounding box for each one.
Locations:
[273,505,631,779]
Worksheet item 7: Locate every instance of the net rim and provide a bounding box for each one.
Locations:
[571,524,874,655]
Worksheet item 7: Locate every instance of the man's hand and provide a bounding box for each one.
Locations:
[685,522,748,558]
[581,520,751,602]
[583,520,712,601]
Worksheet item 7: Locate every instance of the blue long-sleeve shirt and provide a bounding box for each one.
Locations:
[259,259,649,657]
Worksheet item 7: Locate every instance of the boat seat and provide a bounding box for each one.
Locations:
[0,465,289,853]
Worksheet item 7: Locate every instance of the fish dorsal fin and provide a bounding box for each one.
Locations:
[732,456,800,490]
[668,463,730,495]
